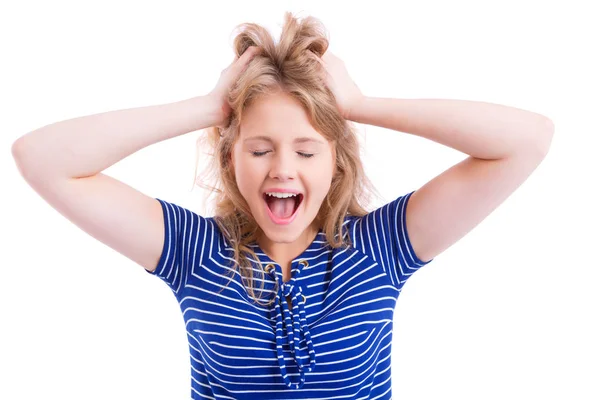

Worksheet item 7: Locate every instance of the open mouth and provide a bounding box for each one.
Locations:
[263,193,303,211]
[263,193,304,223]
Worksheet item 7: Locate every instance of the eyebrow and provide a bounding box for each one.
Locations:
[243,135,326,145]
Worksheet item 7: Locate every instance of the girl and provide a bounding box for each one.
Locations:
[12,11,553,400]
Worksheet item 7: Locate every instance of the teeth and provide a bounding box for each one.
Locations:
[265,192,298,199]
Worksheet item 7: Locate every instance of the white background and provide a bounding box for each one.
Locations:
[2,1,598,399]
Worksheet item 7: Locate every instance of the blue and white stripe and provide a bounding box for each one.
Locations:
[147,190,433,399]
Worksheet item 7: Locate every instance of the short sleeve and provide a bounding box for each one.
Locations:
[351,190,433,290]
[146,198,211,296]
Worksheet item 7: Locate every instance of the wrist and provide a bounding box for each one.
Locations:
[181,95,224,130]
[348,96,369,123]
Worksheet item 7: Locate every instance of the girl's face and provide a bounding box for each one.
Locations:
[231,91,336,258]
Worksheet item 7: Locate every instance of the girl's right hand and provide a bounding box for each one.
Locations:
[207,46,260,129]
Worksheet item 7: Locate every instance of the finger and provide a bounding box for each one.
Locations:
[313,55,330,80]
[230,46,255,63]
[233,46,258,68]
[316,58,327,71]
[241,46,258,61]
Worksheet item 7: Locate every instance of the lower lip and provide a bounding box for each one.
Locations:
[264,195,303,225]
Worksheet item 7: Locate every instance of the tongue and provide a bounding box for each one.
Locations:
[268,197,296,219]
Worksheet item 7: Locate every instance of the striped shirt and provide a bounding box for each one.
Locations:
[146,190,433,399]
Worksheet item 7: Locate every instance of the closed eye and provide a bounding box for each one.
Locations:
[251,151,314,158]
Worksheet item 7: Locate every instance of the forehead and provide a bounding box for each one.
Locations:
[239,92,326,145]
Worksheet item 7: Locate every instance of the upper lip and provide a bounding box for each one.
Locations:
[263,188,302,195]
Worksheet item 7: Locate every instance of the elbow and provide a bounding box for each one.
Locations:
[11,138,29,167]
[12,138,24,159]
[12,138,33,181]
[12,137,43,183]
[524,116,554,159]
[12,132,34,161]
[537,117,555,156]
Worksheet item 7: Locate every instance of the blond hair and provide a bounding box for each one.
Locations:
[194,11,383,307]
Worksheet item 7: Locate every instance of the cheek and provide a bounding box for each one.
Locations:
[310,176,332,201]
[233,162,261,199]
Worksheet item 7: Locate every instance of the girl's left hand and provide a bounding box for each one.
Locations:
[315,50,366,121]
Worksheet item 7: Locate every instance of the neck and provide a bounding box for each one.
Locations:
[257,223,320,265]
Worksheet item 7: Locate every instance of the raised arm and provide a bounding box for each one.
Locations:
[11,45,259,272]
[12,95,221,272]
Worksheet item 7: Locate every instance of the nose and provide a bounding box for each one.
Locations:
[268,151,296,181]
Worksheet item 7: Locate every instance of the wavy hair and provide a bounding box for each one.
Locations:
[193,11,383,307]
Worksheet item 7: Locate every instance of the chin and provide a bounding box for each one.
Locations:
[260,224,303,242]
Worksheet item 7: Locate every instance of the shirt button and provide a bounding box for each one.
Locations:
[265,263,275,274]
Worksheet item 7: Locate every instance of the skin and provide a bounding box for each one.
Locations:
[231,90,336,281]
